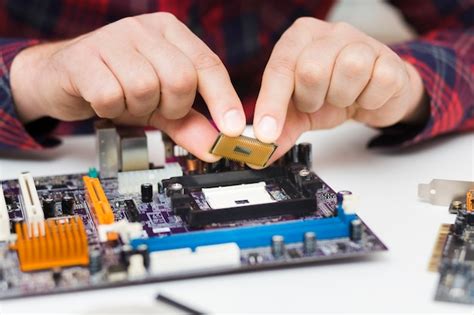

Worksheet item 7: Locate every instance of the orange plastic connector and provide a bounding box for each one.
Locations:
[14,216,89,272]
[466,189,474,212]
[83,176,115,225]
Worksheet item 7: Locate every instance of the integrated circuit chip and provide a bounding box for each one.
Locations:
[210,134,277,167]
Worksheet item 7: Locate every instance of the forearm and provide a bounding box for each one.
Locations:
[0,38,45,151]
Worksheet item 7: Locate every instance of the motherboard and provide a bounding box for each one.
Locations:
[0,125,386,299]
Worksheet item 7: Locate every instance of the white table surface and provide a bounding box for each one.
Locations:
[0,122,472,314]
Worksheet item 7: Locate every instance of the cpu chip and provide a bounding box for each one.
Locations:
[210,134,277,167]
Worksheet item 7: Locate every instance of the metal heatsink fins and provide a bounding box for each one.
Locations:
[210,134,277,167]
[14,216,89,272]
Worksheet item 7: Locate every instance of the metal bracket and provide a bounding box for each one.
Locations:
[418,179,474,206]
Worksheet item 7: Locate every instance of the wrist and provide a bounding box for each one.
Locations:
[10,42,63,123]
[400,61,429,125]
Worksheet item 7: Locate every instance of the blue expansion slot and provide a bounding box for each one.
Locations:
[131,208,357,251]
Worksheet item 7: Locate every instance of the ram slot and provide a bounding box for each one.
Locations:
[0,185,11,241]
[18,173,44,236]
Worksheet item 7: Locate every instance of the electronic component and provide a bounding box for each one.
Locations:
[149,243,240,276]
[297,142,312,169]
[118,127,149,172]
[124,199,140,222]
[141,183,153,203]
[418,179,474,206]
[42,197,55,219]
[271,235,285,258]
[165,167,321,227]
[210,134,277,167]
[95,120,119,179]
[18,172,44,236]
[83,176,114,226]
[13,216,89,272]
[131,207,357,252]
[427,188,474,304]
[61,195,75,215]
[117,164,183,194]
[0,185,11,241]
[303,231,317,255]
[97,220,143,243]
[0,134,386,300]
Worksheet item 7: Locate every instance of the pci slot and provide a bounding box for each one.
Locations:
[0,185,10,241]
[18,173,44,236]
[83,176,115,225]
[131,213,357,252]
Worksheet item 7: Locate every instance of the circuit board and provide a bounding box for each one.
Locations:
[0,132,387,300]
[430,191,474,304]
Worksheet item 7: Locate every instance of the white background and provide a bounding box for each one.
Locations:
[1,1,473,313]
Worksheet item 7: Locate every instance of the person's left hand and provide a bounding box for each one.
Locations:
[253,18,427,163]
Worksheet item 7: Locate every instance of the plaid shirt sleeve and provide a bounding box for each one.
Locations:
[0,38,44,150]
[370,0,473,147]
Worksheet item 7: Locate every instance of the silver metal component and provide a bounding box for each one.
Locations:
[95,120,119,179]
[303,231,317,255]
[117,164,183,194]
[418,179,474,206]
[298,168,310,177]
[119,128,149,172]
[167,182,184,197]
[271,235,285,258]
[350,219,363,241]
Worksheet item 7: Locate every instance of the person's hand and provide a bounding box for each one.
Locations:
[10,12,246,161]
[253,18,428,163]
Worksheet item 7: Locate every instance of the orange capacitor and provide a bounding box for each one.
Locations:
[14,216,89,272]
[83,176,115,225]
[466,189,474,212]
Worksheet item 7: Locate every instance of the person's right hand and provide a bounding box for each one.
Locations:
[10,12,246,162]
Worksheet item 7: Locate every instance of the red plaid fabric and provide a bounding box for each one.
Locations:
[0,0,472,150]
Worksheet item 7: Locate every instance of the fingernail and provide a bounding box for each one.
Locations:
[223,109,244,135]
[257,115,278,142]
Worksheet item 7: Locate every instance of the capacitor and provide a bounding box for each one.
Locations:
[271,235,285,258]
[350,219,363,241]
[303,231,317,254]
[89,250,103,274]
[166,182,183,197]
[297,168,311,188]
[136,244,150,269]
[42,197,56,219]
[298,142,312,169]
[141,183,153,203]
[336,190,353,207]
[186,153,199,174]
[157,182,164,194]
[61,195,74,215]
[286,145,299,164]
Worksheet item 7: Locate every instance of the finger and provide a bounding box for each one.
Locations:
[325,42,376,108]
[265,102,312,165]
[142,14,245,136]
[293,37,341,113]
[136,34,198,120]
[253,24,313,143]
[97,40,160,117]
[356,54,406,110]
[149,108,221,162]
[70,51,125,119]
